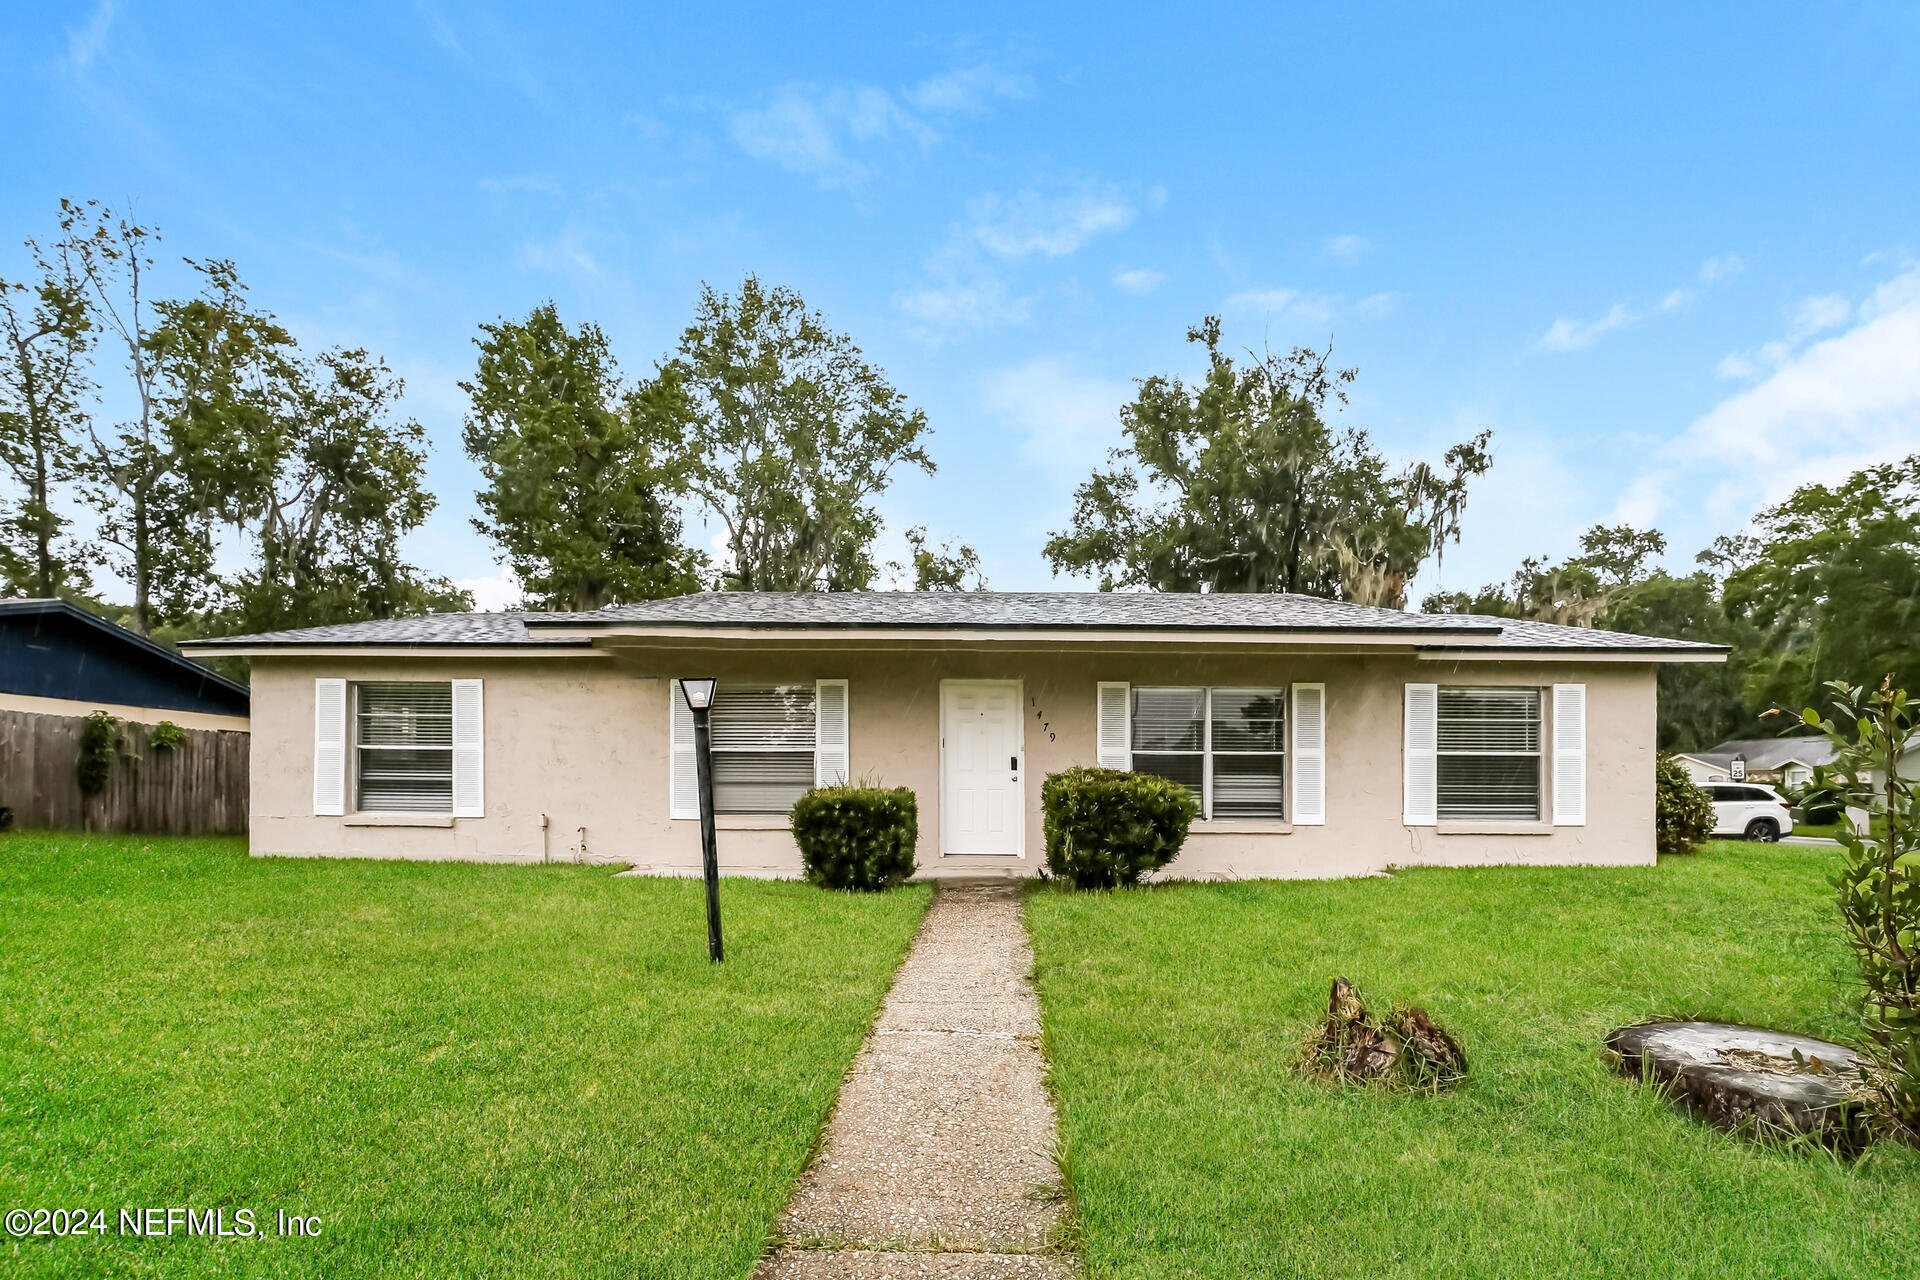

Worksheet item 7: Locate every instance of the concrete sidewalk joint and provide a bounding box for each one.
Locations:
[756,882,1075,1279]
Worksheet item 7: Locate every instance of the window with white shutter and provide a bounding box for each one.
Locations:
[1404,683,1438,826]
[1129,685,1286,820]
[451,679,484,818]
[355,682,454,813]
[815,679,850,787]
[1096,682,1132,769]
[1290,683,1326,825]
[1552,683,1587,825]
[1437,687,1544,821]
[313,678,346,816]
[669,683,698,820]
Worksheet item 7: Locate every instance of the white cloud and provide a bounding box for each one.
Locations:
[730,64,1029,188]
[896,273,1030,332]
[1224,287,1338,326]
[66,0,115,72]
[967,184,1136,260]
[1535,302,1636,352]
[896,178,1144,335]
[1716,292,1860,382]
[1535,253,1742,352]
[1699,254,1745,284]
[1111,266,1167,295]
[515,225,600,275]
[1791,292,1852,336]
[982,358,1131,478]
[1322,234,1371,265]
[729,84,932,187]
[905,64,1032,113]
[1355,291,1402,319]
[455,567,524,612]
[1624,265,1920,528]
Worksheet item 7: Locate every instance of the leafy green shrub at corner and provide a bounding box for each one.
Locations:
[149,720,188,752]
[1042,766,1199,890]
[790,785,919,892]
[1654,751,1715,856]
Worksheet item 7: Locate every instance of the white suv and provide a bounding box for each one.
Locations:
[1705,783,1795,842]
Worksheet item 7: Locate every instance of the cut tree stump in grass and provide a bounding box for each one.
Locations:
[1606,1021,1872,1153]
[1298,977,1468,1090]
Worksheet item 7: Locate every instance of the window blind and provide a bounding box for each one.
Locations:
[1130,685,1285,820]
[356,681,454,813]
[710,683,817,814]
[1436,687,1542,821]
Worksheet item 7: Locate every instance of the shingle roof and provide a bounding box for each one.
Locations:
[180,591,1726,655]
[1683,738,1838,770]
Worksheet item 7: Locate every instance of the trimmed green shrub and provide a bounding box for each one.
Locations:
[1654,751,1714,855]
[77,711,122,796]
[1042,766,1199,890]
[790,785,919,891]
[149,720,188,752]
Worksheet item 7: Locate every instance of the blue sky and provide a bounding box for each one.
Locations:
[6,2,1919,608]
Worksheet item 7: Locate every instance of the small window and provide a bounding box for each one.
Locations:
[1436,687,1542,821]
[1131,686,1285,820]
[710,684,817,814]
[356,682,453,813]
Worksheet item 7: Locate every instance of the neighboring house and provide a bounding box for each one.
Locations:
[180,592,1724,880]
[0,598,250,730]
[1674,737,1837,790]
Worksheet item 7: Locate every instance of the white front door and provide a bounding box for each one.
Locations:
[941,681,1025,857]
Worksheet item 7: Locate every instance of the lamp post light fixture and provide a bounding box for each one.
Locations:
[679,677,723,963]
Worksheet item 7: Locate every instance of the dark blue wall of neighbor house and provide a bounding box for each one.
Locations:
[0,604,250,718]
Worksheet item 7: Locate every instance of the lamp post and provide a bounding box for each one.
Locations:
[679,677,723,963]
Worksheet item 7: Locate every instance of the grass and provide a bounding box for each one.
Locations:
[1025,841,1920,1279]
[0,833,929,1279]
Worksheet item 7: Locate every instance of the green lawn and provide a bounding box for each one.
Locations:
[1026,842,1920,1279]
[0,834,928,1279]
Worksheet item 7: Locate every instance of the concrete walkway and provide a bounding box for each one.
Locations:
[756,882,1076,1279]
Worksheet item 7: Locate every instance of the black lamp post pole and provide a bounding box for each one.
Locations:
[692,703,724,963]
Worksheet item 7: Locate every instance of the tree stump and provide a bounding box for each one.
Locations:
[1301,977,1467,1090]
[1606,1021,1871,1153]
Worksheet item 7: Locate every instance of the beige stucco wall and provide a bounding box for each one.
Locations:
[246,643,1659,880]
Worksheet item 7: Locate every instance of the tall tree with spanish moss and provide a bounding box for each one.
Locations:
[1043,317,1490,607]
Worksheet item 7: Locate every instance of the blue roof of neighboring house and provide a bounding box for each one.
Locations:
[0,599,250,718]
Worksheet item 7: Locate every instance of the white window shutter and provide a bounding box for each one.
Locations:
[1097,682,1131,769]
[669,681,698,819]
[816,679,849,787]
[1290,683,1326,825]
[1553,682,1587,826]
[451,679,484,818]
[313,678,347,816]
[1404,683,1438,826]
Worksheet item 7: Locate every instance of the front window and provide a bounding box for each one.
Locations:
[711,683,817,814]
[356,681,453,813]
[1131,686,1285,819]
[1437,687,1542,821]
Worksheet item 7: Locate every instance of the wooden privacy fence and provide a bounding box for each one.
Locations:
[0,709,249,835]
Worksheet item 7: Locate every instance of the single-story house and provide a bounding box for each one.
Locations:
[0,598,250,730]
[179,592,1725,880]
[1673,738,1837,790]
